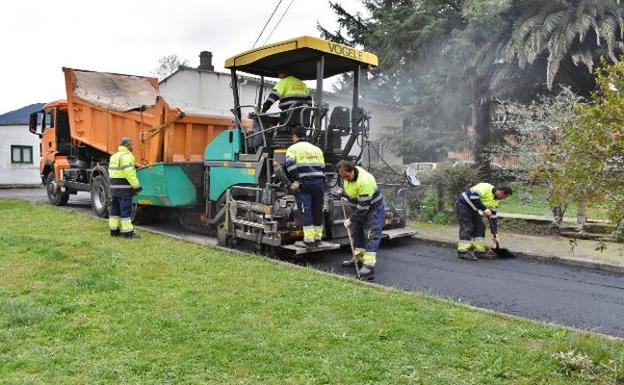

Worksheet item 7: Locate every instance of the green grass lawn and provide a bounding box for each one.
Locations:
[1,199,623,384]
[497,185,610,221]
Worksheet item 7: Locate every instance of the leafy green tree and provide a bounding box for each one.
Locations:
[319,1,473,161]
[548,59,624,233]
[491,87,583,222]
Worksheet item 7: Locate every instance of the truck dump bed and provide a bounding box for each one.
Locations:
[63,67,234,166]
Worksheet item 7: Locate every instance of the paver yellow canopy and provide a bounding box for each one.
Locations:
[225,35,378,79]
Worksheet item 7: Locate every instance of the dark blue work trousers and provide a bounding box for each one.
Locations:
[352,202,385,253]
[296,177,325,227]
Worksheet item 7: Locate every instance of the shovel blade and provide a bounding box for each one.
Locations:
[494,247,514,259]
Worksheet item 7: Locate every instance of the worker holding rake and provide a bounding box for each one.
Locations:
[336,160,385,281]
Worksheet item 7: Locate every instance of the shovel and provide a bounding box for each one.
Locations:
[340,199,361,279]
[487,217,515,258]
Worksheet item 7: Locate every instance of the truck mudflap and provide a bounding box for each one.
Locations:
[280,241,341,255]
[382,228,418,240]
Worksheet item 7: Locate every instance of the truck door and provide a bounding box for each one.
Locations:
[55,109,71,155]
[40,110,57,160]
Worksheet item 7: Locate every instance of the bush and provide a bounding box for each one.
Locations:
[491,166,527,185]
[433,211,452,225]
[421,164,481,210]
[408,164,480,223]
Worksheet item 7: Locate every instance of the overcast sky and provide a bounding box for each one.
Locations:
[0,0,366,114]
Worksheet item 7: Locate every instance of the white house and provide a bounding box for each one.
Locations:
[0,124,41,186]
[159,52,403,165]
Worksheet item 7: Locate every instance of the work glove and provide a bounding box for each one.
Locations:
[132,186,143,196]
[289,181,301,193]
[330,187,345,198]
[478,209,492,217]
[343,218,352,228]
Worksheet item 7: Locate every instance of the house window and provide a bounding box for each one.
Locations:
[11,145,33,164]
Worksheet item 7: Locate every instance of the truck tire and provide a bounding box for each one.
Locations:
[45,172,69,206]
[90,175,110,218]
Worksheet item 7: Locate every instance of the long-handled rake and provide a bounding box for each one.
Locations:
[340,199,361,279]
[487,217,515,258]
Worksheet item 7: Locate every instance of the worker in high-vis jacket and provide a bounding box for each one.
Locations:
[284,126,326,248]
[108,137,142,238]
[456,182,512,259]
[337,160,384,280]
[261,73,312,115]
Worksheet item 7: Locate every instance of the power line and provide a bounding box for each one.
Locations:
[263,0,296,45]
[252,0,284,48]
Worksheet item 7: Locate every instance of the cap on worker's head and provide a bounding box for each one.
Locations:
[292,126,307,139]
[120,137,134,147]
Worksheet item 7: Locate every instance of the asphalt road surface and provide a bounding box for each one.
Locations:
[3,188,624,337]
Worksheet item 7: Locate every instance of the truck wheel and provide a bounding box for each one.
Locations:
[90,175,110,218]
[45,172,69,206]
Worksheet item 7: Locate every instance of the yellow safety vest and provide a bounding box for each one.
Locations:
[343,166,383,213]
[285,140,325,179]
[108,146,140,189]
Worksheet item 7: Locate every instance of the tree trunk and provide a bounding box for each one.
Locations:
[614,219,624,240]
[436,184,445,213]
[472,81,492,181]
[576,201,587,226]
[546,184,566,226]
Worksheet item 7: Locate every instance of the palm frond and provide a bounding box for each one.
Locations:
[571,49,595,72]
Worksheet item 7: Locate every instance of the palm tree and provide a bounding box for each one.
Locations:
[504,0,624,92]
[452,0,624,177]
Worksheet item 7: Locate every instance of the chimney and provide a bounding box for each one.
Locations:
[199,51,214,71]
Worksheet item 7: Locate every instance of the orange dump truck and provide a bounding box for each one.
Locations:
[30,68,235,217]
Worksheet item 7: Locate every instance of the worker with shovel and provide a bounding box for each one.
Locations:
[336,160,385,281]
[456,183,513,260]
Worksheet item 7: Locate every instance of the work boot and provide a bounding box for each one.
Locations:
[475,250,496,259]
[122,232,140,239]
[358,264,375,281]
[458,250,477,260]
[110,229,121,237]
[474,251,485,259]
[341,259,362,268]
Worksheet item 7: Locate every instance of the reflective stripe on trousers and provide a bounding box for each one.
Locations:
[109,196,133,234]
[351,202,384,267]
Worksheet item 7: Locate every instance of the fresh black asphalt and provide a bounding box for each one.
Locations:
[308,240,624,337]
[3,188,624,337]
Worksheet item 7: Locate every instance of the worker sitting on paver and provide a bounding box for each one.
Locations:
[336,160,384,281]
[261,73,312,126]
[108,137,142,239]
[284,126,326,248]
[456,182,512,260]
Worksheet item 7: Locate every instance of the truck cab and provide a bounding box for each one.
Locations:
[29,101,73,205]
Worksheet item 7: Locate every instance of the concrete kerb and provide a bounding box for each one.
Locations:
[412,235,624,274]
